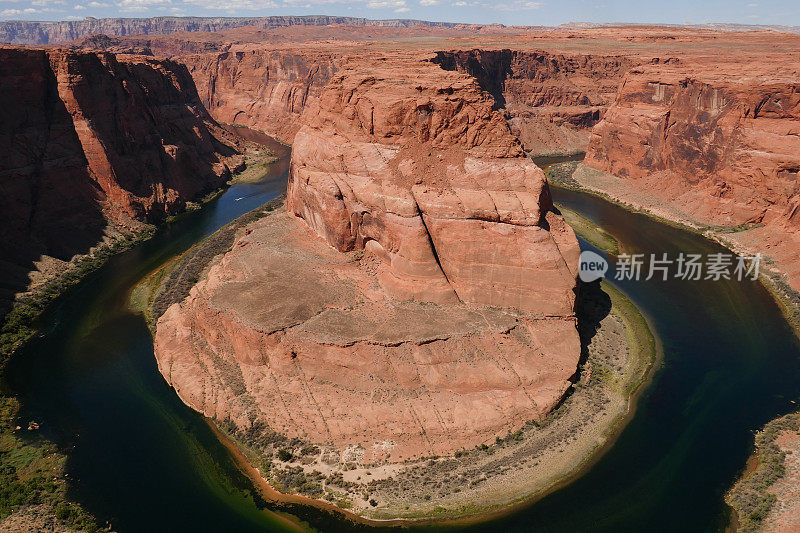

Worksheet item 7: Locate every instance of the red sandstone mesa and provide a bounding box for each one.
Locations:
[154,52,582,461]
[288,53,580,313]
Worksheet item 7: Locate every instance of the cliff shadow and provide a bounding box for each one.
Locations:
[574,280,613,374]
[430,49,513,109]
[0,50,108,320]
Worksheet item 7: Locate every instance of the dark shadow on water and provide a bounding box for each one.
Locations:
[576,280,613,374]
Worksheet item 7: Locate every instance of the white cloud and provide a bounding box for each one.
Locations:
[747,2,759,6]
[366,0,407,8]
[29,0,67,6]
[0,6,51,15]
[74,4,85,8]
[116,0,170,12]
[395,5,409,11]
[87,1,111,6]
[452,0,467,5]
[420,0,440,5]
[486,0,543,10]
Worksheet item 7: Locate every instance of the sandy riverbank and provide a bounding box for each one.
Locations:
[138,190,658,522]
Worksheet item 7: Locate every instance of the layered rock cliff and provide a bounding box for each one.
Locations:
[183,48,337,143]
[0,47,241,313]
[288,54,580,313]
[432,49,637,154]
[179,46,635,158]
[0,16,465,46]
[584,60,800,289]
[154,52,581,462]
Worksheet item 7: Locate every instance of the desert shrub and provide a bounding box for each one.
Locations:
[277,449,293,462]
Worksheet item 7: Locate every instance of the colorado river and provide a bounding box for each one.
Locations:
[3,142,800,532]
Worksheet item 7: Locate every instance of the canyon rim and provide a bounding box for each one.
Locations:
[1,14,800,532]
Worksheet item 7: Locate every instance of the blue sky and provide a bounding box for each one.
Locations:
[1,0,797,27]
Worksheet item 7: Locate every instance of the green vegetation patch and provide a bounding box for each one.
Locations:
[726,411,800,532]
[760,273,800,340]
[558,206,620,255]
[0,396,105,531]
[228,153,279,185]
[542,161,582,189]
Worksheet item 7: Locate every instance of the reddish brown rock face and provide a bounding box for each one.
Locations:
[584,60,800,290]
[288,54,580,315]
[184,48,337,143]
[432,49,636,155]
[586,63,800,226]
[0,47,241,313]
[155,210,580,461]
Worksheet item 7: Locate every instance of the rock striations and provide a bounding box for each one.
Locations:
[287,54,580,314]
[0,47,241,313]
[184,48,337,143]
[154,53,582,461]
[584,60,800,290]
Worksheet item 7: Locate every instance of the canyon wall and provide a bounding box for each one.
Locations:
[586,62,800,226]
[183,48,337,143]
[0,16,465,46]
[584,61,800,289]
[179,46,636,157]
[0,47,241,313]
[433,49,636,154]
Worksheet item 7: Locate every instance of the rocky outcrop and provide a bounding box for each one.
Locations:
[154,52,581,462]
[0,47,241,313]
[182,48,337,143]
[0,16,465,46]
[433,49,637,154]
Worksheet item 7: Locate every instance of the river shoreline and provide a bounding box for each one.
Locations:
[139,187,659,523]
[544,159,800,533]
[0,133,277,532]
[545,161,800,339]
